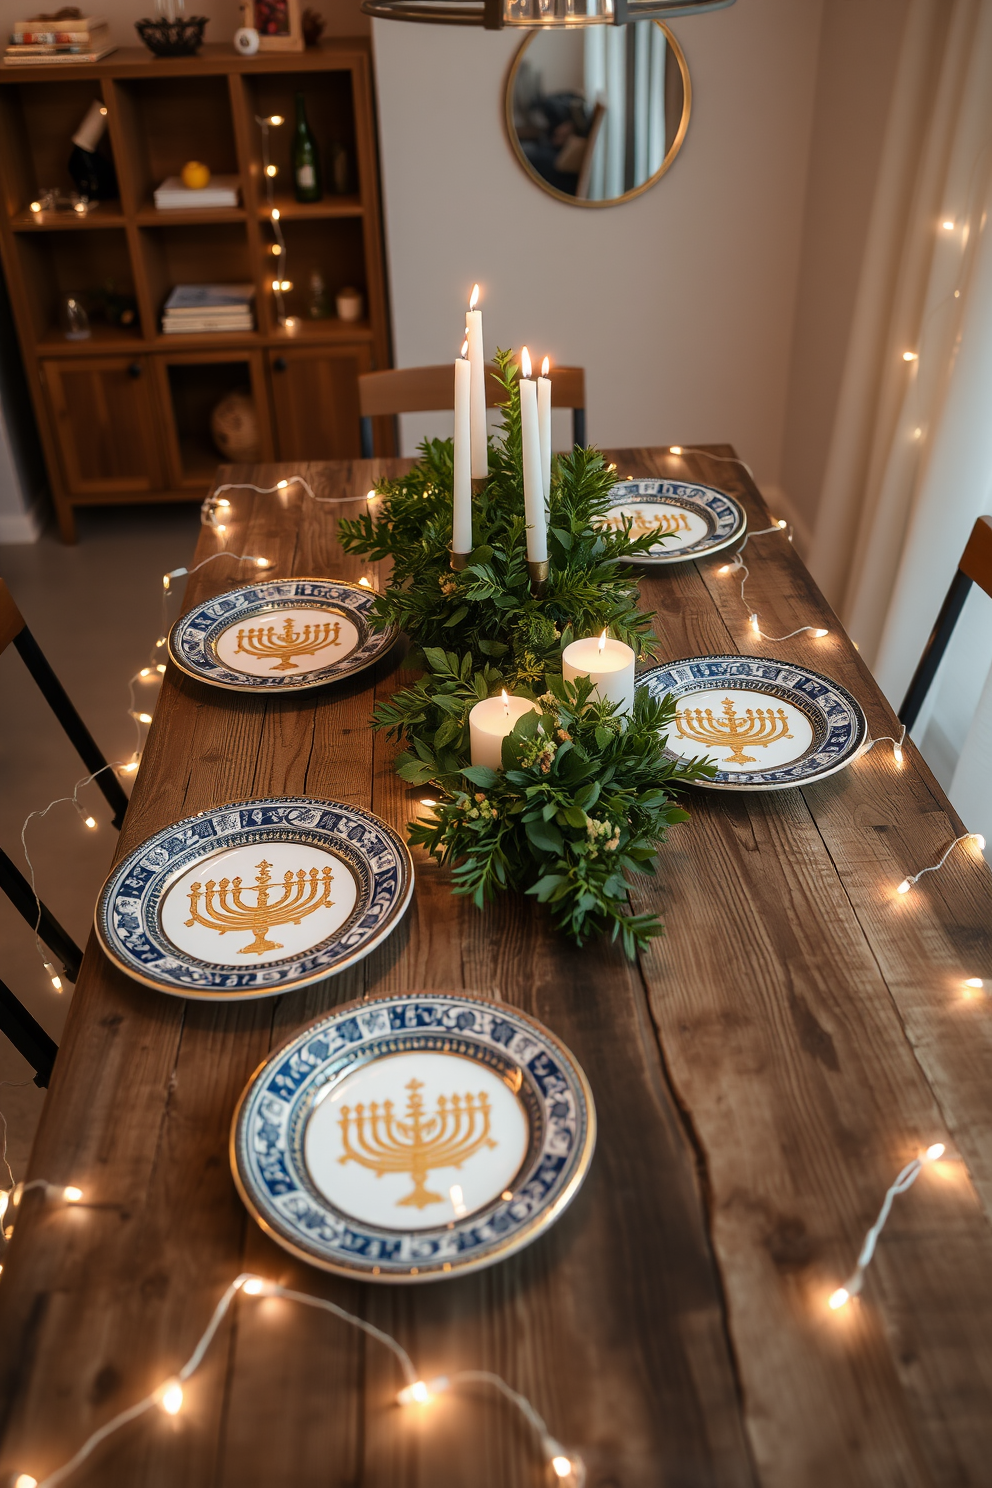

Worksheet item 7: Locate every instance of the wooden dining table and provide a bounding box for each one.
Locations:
[2,446,992,1488]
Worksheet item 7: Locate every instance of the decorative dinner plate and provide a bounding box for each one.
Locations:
[231,991,596,1282]
[602,479,746,565]
[168,577,395,693]
[639,654,868,791]
[95,797,414,999]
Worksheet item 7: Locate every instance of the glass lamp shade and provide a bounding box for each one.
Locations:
[360,0,733,26]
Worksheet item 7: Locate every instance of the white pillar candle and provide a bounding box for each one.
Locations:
[562,631,636,715]
[537,356,552,508]
[469,691,537,770]
[452,347,472,556]
[519,348,547,564]
[466,283,488,480]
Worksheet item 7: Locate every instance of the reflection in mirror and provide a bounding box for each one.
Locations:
[507,22,689,207]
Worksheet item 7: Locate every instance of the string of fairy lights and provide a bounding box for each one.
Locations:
[3,446,990,1480]
[255,112,293,327]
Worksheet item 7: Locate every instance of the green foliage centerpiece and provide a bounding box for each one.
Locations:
[339,350,712,955]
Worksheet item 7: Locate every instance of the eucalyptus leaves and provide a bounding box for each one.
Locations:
[339,349,710,954]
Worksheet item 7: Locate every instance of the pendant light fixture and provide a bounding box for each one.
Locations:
[361,0,734,28]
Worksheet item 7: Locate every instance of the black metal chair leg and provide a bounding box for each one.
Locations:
[12,626,130,829]
[360,415,374,460]
[899,569,973,729]
[0,976,57,1088]
[572,407,586,450]
[0,847,82,983]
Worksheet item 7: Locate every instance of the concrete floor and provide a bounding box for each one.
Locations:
[0,502,201,1183]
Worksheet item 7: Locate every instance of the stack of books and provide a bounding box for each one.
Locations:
[4,13,115,64]
[154,176,241,211]
[161,285,256,335]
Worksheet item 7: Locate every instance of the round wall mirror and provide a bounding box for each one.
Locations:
[506,22,690,208]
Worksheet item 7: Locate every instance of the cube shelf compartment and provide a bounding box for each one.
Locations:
[0,42,391,541]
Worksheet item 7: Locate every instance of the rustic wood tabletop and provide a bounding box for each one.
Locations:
[2,447,991,1488]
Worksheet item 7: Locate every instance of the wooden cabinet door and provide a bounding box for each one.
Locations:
[268,344,374,461]
[42,357,165,496]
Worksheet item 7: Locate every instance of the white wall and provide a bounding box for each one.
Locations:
[373,0,824,487]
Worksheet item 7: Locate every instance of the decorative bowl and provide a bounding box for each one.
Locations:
[135,16,208,56]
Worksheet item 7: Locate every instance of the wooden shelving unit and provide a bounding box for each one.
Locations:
[0,42,392,541]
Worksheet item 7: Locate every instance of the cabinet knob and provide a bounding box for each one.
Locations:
[127,361,142,379]
[273,356,287,372]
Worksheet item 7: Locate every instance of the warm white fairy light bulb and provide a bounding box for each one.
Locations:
[265,164,277,177]
[973,833,986,851]
[42,961,62,992]
[269,114,283,126]
[669,445,682,455]
[893,743,904,765]
[358,576,372,588]
[812,627,829,638]
[159,1380,184,1415]
[136,711,153,725]
[63,1185,83,1202]
[242,1276,267,1295]
[897,878,912,894]
[828,1286,850,1311]
[14,1474,37,1488]
[964,977,984,989]
[398,1376,449,1406]
[749,613,760,634]
[903,350,918,362]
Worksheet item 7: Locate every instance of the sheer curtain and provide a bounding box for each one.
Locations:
[808,0,992,838]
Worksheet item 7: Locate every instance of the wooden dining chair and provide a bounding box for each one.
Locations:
[0,976,57,1088]
[1,577,129,830]
[900,515,992,728]
[359,362,587,459]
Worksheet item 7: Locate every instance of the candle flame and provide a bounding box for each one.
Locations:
[598,629,607,653]
[461,339,469,358]
[541,356,549,377]
[469,284,480,311]
[521,346,532,379]
[501,689,510,714]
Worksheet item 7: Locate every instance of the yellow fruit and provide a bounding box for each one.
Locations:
[181,161,211,190]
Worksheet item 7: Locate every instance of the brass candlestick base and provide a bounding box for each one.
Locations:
[450,550,469,571]
[527,559,549,596]
[471,477,487,495]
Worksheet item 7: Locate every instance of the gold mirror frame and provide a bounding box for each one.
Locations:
[504,21,691,208]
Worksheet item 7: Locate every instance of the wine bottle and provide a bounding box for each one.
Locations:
[292,92,322,204]
[67,99,117,202]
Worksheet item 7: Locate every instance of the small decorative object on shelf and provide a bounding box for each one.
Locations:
[339,345,712,953]
[28,188,94,217]
[211,392,260,462]
[59,292,90,341]
[329,138,349,194]
[67,98,117,201]
[308,270,332,318]
[233,0,260,52]
[301,4,325,45]
[136,0,207,56]
[253,0,304,51]
[336,285,363,321]
[292,90,322,202]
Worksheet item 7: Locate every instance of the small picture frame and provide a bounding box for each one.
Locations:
[253,0,304,51]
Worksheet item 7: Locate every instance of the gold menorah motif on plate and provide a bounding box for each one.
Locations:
[675,695,794,765]
[185,857,334,956]
[338,1077,497,1210]
[605,509,691,541]
[235,613,342,671]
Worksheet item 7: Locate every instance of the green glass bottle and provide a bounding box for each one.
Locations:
[292,92,322,204]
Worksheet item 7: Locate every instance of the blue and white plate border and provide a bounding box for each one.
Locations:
[95,797,415,1000]
[605,479,747,565]
[231,991,597,1284]
[168,576,397,693]
[639,654,869,792]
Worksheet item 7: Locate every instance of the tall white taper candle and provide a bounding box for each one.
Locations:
[466,283,488,480]
[519,347,547,564]
[452,348,472,556]
[537,356,551,509]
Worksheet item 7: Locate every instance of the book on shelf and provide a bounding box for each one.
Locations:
[164,285,255,312]
[13,14,106,33]
[162,319,254,334]
[9,23,109,45]
[4,42,115,62]
[153,175,241,211]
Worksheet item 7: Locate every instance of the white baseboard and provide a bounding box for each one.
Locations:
[0,497,44,544]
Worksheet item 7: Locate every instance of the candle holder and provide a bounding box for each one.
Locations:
[527,559,549,596]
[450,550,470,572]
